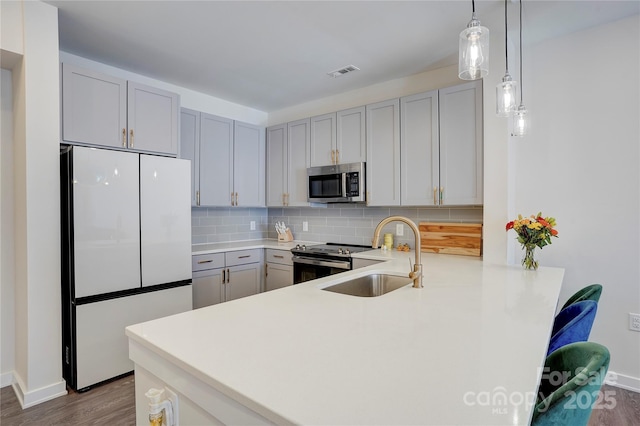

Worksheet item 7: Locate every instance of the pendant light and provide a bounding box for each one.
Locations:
[513,0,528,136]
[496,0,517,116]
[458,0,490,80]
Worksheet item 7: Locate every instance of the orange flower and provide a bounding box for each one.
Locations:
[538,218,550,227]
[551,229,558,236]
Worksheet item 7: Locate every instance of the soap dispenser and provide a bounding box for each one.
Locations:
[145,388,174,426]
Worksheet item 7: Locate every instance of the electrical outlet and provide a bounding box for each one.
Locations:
[250,221,256,230]
[630,313,640,332]
[303,221,309,232]
[396,224,404,236]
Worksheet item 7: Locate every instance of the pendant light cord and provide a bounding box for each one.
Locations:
[472,0,475,14]
[504,0,509,74]
[519,0,523,103]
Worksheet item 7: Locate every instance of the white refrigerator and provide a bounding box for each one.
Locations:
[61,146,192,391]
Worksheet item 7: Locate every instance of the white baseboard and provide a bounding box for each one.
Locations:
[12,372,67,409]
[1,371,14,388]
[606,370,640,393]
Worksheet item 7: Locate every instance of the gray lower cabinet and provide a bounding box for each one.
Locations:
[192,249,262,308]
[265,249,293,291]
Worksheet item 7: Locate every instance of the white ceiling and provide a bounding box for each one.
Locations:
[44,0,639,112]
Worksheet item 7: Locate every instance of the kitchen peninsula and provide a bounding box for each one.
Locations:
[126,250,564,425]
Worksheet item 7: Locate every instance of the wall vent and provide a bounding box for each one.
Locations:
[327,65,360,78]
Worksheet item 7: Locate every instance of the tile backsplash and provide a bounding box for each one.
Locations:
[192,205,482,249]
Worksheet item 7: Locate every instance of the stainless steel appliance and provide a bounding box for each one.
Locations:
[291,243,371,283]
[307,162,365,203]
[60,145,193,391]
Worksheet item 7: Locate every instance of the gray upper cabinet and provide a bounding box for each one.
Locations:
[400,90,439,206]
[179,108,200,206]
[180,109,265,207]
[266,124,288,207]
[310,113,336,167]
[366,99,401,206]
[62,63,179,156]
[266,119,310,207]
[336,106,366,165]
[400,81,483,207]
[233,121,266,207]
[287,118,311,206]
[200,113,234,206]
[438,80,483,205]
[309,107,366,167]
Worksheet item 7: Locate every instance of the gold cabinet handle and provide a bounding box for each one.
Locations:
[282,193,285,206]
[235,192,238,206]
[122,128,126,147]
[129,129,134,147]
[366,191,370,206]
[196,190,200,206]
[433,187,438,205]
[331,150,335,164]
[231,192,235,206]
[197,259,213,264]
[285,193,289,206]
[440,187,444,205]
[273,255,284,259]
[336,149,340,164]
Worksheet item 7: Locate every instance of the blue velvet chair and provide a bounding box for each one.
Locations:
[532,341,610,426]
[561,284,603,310]
[547,300,597,356]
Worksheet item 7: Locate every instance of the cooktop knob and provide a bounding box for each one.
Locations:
[338,248,343,254]
[344,249,351,255]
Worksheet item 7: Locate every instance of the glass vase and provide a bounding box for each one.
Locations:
[522,244,539,270]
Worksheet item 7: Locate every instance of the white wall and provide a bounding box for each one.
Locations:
[1,68,15,387]
[510,15,640,389]
[1,0,68,407]
[59,52,269,126]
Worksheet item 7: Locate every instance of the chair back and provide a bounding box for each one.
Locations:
[547,300,597,356]
[533,341,610,426]
[561,284,602,310]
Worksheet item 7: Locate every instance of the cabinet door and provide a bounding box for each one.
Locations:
[266,124,288,207]
[366,99,401,206]
[62,63,127,149]
[265,263,293,291]
[199,113,233,206]
[127,81,179,156]
[193,269,224,308]
[336,106,366,164]
[439,81,483,205]
[180,108,200,206]
[225,263,261,302]
[310,113,336,167]
[400,91,439,206]
[287,118,311,206]
[233,121,265,207]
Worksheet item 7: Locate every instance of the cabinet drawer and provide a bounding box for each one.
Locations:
[265,249,293,266]
[192,253,225,272]
[225,249,262,267]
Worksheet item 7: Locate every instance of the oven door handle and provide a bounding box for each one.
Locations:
[292,256,351,270]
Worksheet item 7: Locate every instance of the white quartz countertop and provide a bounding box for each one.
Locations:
[127,253,564,425]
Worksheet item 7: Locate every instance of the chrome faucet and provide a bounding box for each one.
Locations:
[372,216,423,288]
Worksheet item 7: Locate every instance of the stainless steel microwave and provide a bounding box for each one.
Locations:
[307,162,365,203]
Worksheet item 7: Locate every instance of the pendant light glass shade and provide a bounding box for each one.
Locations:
[513,103,528,137]
[458,1,489,81]
[496,0,516,117]
[497,74,517,116]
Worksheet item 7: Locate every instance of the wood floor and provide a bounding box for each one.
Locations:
[1,377,638,425]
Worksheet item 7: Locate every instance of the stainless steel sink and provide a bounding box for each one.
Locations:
[321,274,412,297]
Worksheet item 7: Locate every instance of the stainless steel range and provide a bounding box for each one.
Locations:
[291,243,372,284]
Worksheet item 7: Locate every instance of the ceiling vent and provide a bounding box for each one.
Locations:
[327,65,360,78]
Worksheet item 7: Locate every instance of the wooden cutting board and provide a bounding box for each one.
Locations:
[419,222,482,256]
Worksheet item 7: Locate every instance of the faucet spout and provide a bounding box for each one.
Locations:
[372,216,423,288]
